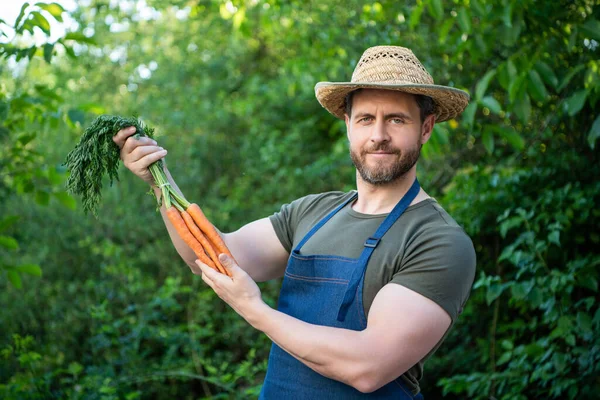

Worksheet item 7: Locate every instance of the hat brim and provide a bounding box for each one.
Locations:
[314,82,470,122]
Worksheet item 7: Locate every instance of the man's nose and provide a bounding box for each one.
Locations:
[370,119,390,143]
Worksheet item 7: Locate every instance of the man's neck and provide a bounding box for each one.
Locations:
[351,169,430,215]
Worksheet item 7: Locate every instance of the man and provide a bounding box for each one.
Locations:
[113,45,476,399]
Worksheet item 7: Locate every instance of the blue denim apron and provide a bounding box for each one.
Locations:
[260,179,423,399]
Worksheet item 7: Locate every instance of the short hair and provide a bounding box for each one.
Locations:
[344,89,435,123]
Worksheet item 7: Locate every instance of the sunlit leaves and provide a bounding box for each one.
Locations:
[35,2,65,23]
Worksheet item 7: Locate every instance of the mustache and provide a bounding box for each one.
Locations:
[361,144,401,154]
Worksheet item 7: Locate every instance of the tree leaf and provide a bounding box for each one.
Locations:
[470,0,485,16]
[437,18,454,45]
[428,0,444,21]
[30,11,51,35]
[36,2,65,23]
[482,129,494,154]
[14,2,30,30]
[481,96,502,115]
[462,102,477,129]
[0,235,19,250]
[409,2,424,30]
[497,351,512,365]
[475,69,496,101]
[43,43,54,63]
[68,362,83,375]
[577,276,598,292]
[0,216,20,232]
[457,8,471,33]
[7,271,22,289]
[26,45,37,60]
[17,133,36,146]
[558,65,585,92]
[17,264,42,277]
[63,32,96,44]
[497,60,516,90]
[564,90,587,117]
[580,19,600,41]
[587,115,600,149]
[498,127,526,150]
[500,216,523,238]
[486,282,506,305]
[548,231,560,246]
[534,61,558,89]
[527,69,547,103]
[508,74,525,103]
[511,281,533,300]
[513,93,531,123]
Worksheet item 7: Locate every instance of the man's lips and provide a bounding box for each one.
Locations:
[367,151,397,156]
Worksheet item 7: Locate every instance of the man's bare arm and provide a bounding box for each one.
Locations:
[196,259,452,394]
[248,283,451,392]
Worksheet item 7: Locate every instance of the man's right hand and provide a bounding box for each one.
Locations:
[112,126,168,185]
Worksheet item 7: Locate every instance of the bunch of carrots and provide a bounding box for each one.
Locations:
[64,115,233,276]
[150,165,233,277]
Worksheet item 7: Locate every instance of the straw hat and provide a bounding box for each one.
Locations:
[315,46,469,122]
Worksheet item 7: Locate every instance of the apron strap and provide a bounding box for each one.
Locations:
[293,192,358,253]
[337,178,421,321]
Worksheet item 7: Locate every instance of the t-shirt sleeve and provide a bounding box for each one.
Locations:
[269,200,297,253]
[390,225,476,322]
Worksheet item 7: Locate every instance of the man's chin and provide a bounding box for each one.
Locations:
[359,169,401,184]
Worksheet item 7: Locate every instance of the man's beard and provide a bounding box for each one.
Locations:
[350,142,422,185]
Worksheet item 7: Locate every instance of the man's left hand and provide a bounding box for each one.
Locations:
[194,254,267,325]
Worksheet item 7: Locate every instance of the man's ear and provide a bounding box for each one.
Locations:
[420,114,435,144]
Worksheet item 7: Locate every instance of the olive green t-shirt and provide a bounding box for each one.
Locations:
[269,191,476,394]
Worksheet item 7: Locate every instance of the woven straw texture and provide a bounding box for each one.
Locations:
[315,46,469,122]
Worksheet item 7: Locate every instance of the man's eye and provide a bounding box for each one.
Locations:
[391,118,405,124]
[358,117,373,123]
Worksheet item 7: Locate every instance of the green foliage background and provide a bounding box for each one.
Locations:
[1,0,599,398]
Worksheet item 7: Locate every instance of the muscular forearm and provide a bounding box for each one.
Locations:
[245,302,380,392]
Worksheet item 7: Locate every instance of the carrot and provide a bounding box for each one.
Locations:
[165,206,217,271]
[181,210,230,276]
[187,203,236,263]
